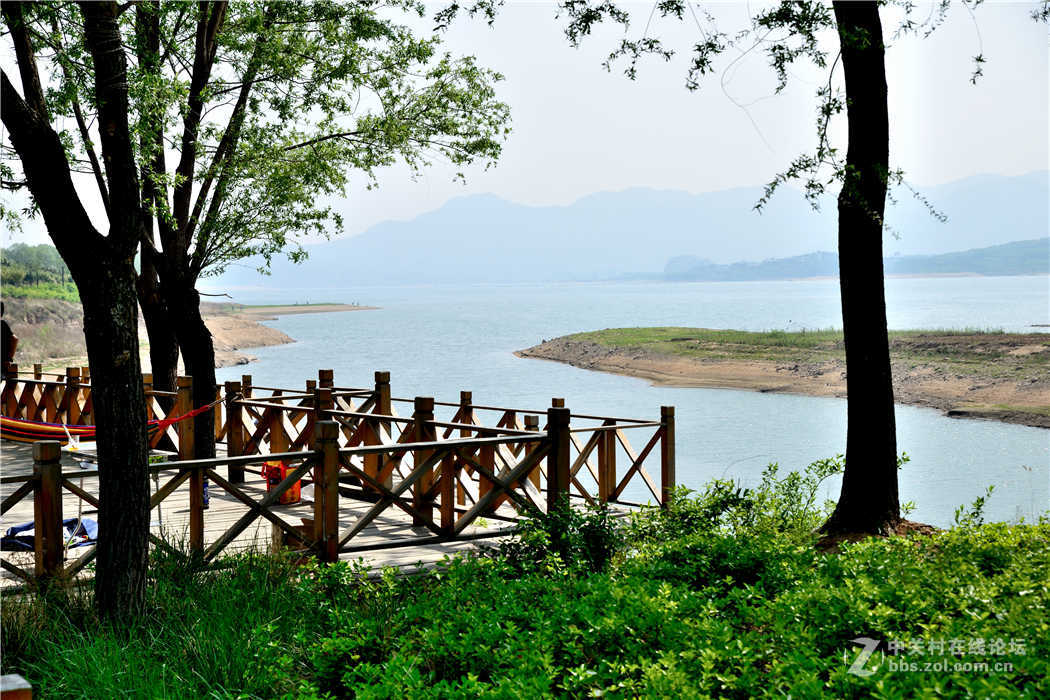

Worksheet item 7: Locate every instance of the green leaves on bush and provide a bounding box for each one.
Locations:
[3,460,1046,699]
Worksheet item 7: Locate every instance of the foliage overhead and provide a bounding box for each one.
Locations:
[2,1,511,279]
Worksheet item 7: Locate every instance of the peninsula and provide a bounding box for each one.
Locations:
[517,328,1050,428]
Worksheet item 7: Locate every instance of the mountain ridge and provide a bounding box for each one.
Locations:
[215,170,1048,288]
[662,238,1049,281]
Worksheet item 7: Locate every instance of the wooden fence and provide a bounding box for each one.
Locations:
[1,369,674,588]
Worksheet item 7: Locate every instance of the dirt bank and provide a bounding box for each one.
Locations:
[517,329,1050,428]
[1,298,373,370]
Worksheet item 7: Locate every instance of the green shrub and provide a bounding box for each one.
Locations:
[3,467,1047,699]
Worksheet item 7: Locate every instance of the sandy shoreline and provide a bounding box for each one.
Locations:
[517,335,1050,429]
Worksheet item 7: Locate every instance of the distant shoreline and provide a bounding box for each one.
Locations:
[517,328,1050,429]
[10,299,378,372]
[201,303,377,368]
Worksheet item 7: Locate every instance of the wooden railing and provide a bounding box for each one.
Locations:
[1,369,675,589]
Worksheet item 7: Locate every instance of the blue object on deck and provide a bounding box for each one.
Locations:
[0,518,98,551]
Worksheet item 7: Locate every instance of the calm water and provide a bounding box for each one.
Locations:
[214,276,1050,527]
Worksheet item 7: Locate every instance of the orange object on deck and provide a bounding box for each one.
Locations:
[261,461,301,505]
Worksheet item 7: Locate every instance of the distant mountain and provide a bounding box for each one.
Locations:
[663,238,1049,281]
[215,171,1048,289]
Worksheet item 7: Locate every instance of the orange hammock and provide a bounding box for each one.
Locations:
[0,401,217,445]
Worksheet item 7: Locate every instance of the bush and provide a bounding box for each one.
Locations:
[3,467,1047,699]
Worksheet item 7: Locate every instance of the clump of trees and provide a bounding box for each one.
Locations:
[0,244,72,286]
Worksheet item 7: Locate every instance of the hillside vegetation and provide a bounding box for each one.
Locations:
[1,244,78,302]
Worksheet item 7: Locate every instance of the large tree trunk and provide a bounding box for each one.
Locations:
[168,281,217,461]
[822,1,900,535]
[3,1,152,620]
[78,260,151,617]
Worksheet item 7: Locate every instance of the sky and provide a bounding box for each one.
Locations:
[2,1,1048,247]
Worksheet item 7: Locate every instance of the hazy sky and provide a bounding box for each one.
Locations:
[3,1,1047,247]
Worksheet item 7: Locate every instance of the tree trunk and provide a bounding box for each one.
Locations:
[822,1,900,535]
[137,254,179,408]
[3,2,153,619]
[168,281,217,461]
[78,259,151,617]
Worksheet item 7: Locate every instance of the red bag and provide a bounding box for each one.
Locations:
[261,461,301,505]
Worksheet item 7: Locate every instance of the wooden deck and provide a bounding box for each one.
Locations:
[1,441,515,589]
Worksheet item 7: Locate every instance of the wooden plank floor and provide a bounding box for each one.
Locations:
[1,441,517,588]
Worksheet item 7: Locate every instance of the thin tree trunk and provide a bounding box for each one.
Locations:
[168,282,217,460]
[822,1,900,535]
[137,254,179,408]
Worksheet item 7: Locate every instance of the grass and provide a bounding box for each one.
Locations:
[1,282,79,303]
[3,460,1049,699]
[561,327,1050,378]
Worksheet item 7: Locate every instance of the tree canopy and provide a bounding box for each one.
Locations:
[4,1,511,281]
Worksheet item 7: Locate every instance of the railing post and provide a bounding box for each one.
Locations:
[524,414,541,489]
[213,384,224,445]
[225,381,244,481]
[412,397,435,527]
[241,374,253,401]
[546,406,571,512]
[314,421,340,562]
[142,373,154,421]
[33,363,42,380]
[176,376,195,459]
[318,369,334,390]
[1,673,34,700]
[33,440,63,581]
[313,387,335,490]
[313,387,334,435]
[269,390,288,455]
[2,365,18,415]
[597,421,616,503]
[660,406,676,507]
[374,370,391,433]
[64,367,81,425]
[457,391,473,505]
[80,365,90,383]
[178,376,203,553]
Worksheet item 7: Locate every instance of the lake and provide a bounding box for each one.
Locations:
[213,275,1050,527]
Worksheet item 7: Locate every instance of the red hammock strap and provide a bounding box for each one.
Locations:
[155,397,223,434]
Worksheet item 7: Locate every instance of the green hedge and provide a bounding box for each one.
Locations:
[2,462,1047,699]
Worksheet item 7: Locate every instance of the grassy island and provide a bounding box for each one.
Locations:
[518,328,1050,428]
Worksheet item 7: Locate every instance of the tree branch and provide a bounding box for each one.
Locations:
[171,1,227,253]
[187,9,274,249]
[135,0,176,251]
[80,0,144,255]
[1,3,49,119]
[50,15,112,217]
[1,70,103,265]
